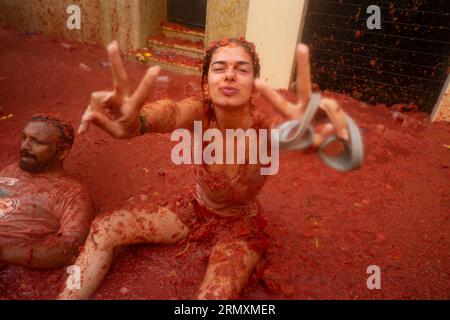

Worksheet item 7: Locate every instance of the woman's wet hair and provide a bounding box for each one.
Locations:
[29,114,75,151]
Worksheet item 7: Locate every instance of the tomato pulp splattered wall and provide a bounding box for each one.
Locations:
[0,0,167,50]
[301,0,450,113]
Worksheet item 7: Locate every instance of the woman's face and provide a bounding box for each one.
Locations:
[205,44,255,109]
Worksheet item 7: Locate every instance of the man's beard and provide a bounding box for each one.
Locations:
[18,151,42,173]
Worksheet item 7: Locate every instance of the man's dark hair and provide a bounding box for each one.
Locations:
[29,114,75,151]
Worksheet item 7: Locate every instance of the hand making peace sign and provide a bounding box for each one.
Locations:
[254,44,349,145]
[78,41,161,138]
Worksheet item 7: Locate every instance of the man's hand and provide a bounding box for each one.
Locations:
[254,43,349,146]
[78,41,161,139]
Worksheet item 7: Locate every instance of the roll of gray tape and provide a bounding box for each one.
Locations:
[278,93,321,151]
[278,120,314,151]
[276,93,364,171]
[318,113,364,171]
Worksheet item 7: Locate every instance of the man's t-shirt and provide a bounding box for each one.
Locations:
[0,164,93,245]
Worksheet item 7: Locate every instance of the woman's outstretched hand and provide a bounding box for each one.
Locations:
[254,43,349,146]
[78,41,160,138]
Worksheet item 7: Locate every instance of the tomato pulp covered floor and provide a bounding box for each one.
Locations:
[0,27,449,300]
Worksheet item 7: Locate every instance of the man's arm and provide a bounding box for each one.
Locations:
[0,183,94,269]
[0,234,83,269]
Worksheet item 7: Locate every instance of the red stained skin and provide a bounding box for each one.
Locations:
[0,27,449,300]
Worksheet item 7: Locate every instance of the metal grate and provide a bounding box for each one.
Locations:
[301,0,450,112]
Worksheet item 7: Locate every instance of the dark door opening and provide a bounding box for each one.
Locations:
[167,0,207,30]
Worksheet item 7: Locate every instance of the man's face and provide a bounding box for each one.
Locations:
[19,122,61,173]
[206,45,255,109]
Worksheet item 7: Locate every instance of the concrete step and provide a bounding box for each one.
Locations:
[161,21,205,43]
[147,35,204,60]
[127,21,205,76]
[124,49,202,76]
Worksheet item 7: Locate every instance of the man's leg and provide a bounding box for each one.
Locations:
[57,206,189,300]
[196,240,260,299]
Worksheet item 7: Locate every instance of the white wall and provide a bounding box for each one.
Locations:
[245,0,307,89]
[431,75,450,122]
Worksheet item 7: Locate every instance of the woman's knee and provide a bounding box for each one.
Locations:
[88,210,128,250]
[210,240,260,266]
[143,207,190,244]
[86,207,189,249]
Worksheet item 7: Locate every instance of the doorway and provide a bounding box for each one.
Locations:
[167,0,207,30]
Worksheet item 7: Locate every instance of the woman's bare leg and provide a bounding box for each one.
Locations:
[196,240,260,299]
[57,206,189,300]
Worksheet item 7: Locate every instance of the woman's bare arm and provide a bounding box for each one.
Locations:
[141,97,207,133]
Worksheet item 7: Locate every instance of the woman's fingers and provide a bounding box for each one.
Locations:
[78,91,118,135]
[255,79,298,119]
[130,65,161,109]
[79,91,118,135]
[320,97,349,140]
[81,110,125,138]
[90,91,113,112]
[108,41,130,96]
[312,123,334,147]
[79,41,152,138]
[78,105,92,134]
[296,44,312,110]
